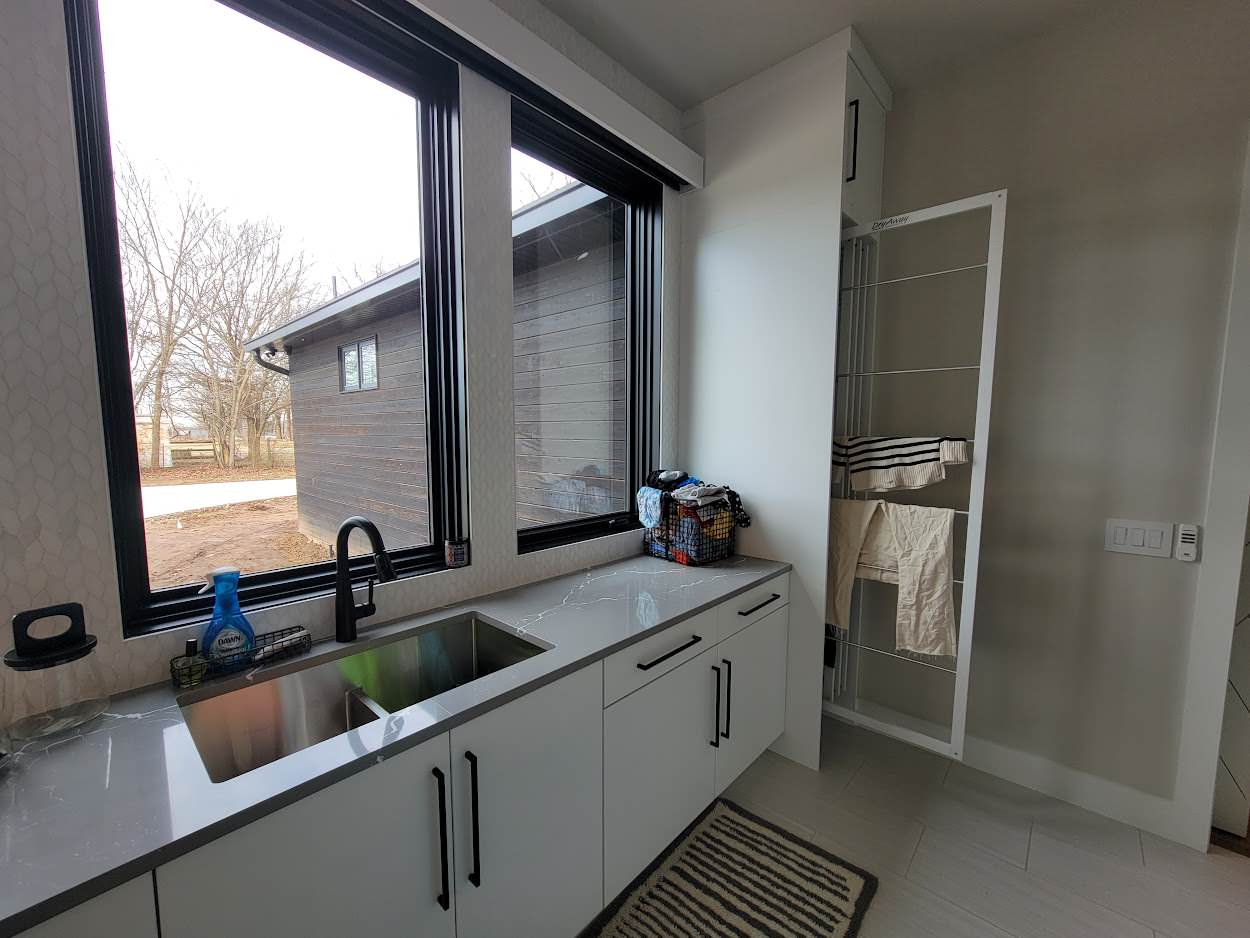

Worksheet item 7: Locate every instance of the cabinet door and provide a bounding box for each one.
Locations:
[20,875,157,938]
[451,664,603,938]
[604,648,717,899]
[715,604,789,792]
[842,58,886,227]
[157,732,454,938]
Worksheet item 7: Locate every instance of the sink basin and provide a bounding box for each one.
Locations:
[179,614,548,782]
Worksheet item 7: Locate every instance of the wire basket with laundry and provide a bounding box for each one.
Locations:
[638,470,751,566]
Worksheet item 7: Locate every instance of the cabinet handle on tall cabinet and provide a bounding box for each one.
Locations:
[721,659,732,739]
[432,767,450,911]
[710,665,722,748]
[465,751,482,887]
[846,99,860,182]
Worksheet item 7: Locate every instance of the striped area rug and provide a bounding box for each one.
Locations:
[585,799,877,937]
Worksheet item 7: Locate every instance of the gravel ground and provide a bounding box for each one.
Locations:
[143,496,331,589]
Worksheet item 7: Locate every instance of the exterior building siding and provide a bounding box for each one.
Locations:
[288,307,430,551]
[513,233,627,527]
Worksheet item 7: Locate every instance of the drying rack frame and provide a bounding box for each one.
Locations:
[824,188,1007,761]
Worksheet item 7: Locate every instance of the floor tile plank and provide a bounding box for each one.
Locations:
[1140,832,1250,911]
[909,830,1154,938]
[944,762,1144,866]
[1027,831,1250,938]
[844,760,1032,867]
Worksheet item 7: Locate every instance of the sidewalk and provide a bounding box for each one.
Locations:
[141,478,297,518]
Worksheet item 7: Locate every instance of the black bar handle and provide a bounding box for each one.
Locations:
[432,767,450,911]
[846,98,860,182]
[710,665,722,748]
[637,634,702,671]
[738,593,781,617]
[465,751,481,887]
[721,658,732,739]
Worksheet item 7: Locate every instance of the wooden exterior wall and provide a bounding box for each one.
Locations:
[513,201,627,528]
[288,307,429,551]
[284,193,625,549]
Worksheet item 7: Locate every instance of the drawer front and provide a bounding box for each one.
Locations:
[718,574,790,642]
[604,608,716,705]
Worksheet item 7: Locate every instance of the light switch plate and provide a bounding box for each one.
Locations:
[1105,519,1174,558]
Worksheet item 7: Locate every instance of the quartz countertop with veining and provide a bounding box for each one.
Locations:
[0,554,789,935]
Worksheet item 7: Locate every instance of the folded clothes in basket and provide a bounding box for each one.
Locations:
[832,436,969,493]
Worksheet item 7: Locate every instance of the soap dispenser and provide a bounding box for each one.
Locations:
[199,566,255,660]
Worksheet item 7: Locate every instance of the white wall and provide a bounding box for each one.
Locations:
[0,1,683,723]
[678,34,851,769]
[880,0,1250,845]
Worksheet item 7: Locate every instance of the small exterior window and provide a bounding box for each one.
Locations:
[340,337,378,392]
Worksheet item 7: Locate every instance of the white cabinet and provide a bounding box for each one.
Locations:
[714,605,790,792]
[450,664,603,938]
[603,595,790,903]
[841,57,886,227]
[604,648,717,897]
[603,608,716,705]
[157,731,455,938]
[20,876,157,938]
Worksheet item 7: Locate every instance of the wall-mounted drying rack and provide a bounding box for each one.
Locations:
[825,189,1006,762]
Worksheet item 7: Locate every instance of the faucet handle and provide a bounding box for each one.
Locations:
[355,577,378,621]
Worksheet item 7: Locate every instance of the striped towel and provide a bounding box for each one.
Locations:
[833,436,969,493]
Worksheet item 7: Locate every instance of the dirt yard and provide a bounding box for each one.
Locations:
[140,465,296,487]
[144,496,332,588]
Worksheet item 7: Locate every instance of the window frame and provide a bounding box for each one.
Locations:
[65,0,468,635]
[511,100,663,554]
[339,335,379,393]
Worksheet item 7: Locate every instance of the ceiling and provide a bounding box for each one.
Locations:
[530,0,1093,110]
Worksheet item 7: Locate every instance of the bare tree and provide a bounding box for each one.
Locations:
[115,160,222,468]
[180,218,314,468]
[118,164,315,471]
[514,164,575,210]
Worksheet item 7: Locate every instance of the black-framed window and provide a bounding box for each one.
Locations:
[511,100,662,553]
[340,336,379,392]
[66,0,467,634]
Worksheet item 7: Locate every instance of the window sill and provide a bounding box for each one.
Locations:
[516,514,640,555]
[123,549,455,638]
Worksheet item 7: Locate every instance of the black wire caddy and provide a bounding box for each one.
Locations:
[169,626,311,690]
[643,486,752,567]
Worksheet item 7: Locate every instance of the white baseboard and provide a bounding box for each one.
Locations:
[963,734,1203,850]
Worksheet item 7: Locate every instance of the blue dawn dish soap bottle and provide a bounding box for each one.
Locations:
[199,566,255,660]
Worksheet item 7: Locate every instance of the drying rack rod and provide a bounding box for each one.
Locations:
[837,365,980,379]
[839,262,988,292]
[833,637,957,675]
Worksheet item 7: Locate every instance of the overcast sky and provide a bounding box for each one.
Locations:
[97,0,571,298]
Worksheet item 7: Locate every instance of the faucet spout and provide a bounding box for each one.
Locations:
[335,516,396,643]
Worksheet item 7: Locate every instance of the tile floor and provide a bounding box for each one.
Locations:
[724,717,1250,938]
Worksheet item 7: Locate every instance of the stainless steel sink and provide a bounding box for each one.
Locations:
[179,614,547,782]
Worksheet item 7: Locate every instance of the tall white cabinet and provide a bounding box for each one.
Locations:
[678,28,890,769]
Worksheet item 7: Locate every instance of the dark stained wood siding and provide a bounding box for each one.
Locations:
[513,197,628,528]
[288,306,429,551]
[282,192,625,547]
